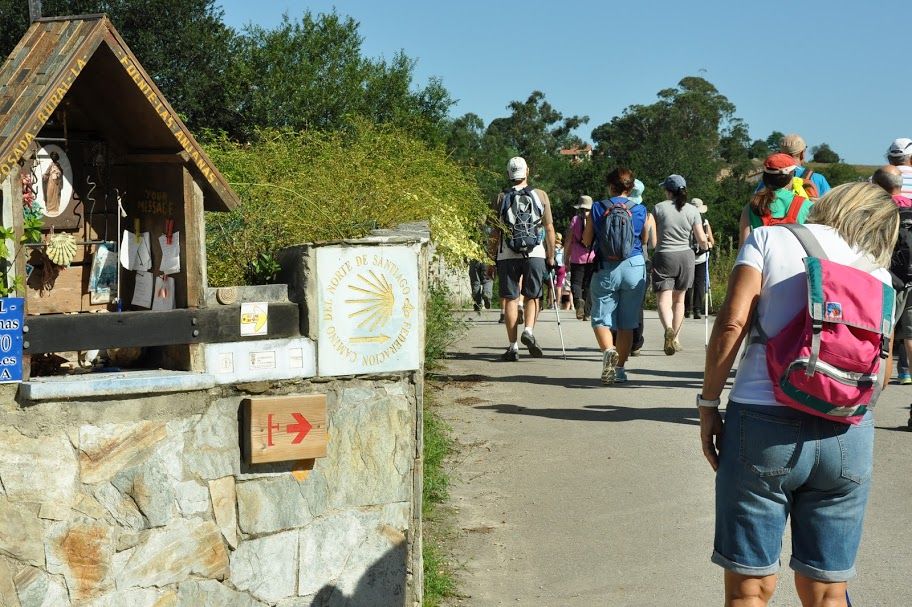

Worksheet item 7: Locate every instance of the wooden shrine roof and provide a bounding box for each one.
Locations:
[0,15,239,211]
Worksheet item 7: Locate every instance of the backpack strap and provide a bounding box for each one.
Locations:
[783,195,806,224]
[803,169,814,182]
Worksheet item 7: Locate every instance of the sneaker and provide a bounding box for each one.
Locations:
[483,296,491,309]
[907,414,912,431]
[684,311,691,319]
[601,348,619,384]
[674,339,683,352]
[900,373,911,385]
[500,347,518,362]
[630,348,641,357]
[663,327,676,356]
[517,307,525,325]
[693,311,701,320]
[473,303,481,313]
[575,300,585,320]
[615,368,628,384]
[498,313,505,324]
[521,331,543,357]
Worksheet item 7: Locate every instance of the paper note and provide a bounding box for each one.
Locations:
[132,271,154,308]
[152,275,175,311]
[159,231,181,274]
[120,230,152,271]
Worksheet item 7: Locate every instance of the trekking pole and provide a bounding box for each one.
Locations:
[704,250,711,349]
[548,271,567,359]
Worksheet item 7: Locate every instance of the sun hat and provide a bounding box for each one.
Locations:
[887,138,912,159]
[779,134,807,156]
[689,197,708,213]
[575,195,593,210]
[764,153,798,174]
[507,156,528,180]
[659,174,686,192]
[628,179,645,205]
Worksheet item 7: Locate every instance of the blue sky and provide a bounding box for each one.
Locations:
[219,0,902,165]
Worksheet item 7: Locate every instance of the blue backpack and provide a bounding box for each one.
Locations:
[598,198,635,261]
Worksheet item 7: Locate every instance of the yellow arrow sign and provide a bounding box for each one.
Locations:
[350,335,391,344]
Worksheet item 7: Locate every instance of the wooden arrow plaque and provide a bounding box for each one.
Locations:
[243,395,328,464]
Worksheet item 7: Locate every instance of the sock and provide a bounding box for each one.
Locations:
[523,326,533,336]
[510,342,519,351]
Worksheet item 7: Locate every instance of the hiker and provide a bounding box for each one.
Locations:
[779,133,831,197]
[468,259,493,313]
[652,174,708,355]
[739,153,815,247]
[628,179,653,354]
[565,195,596,320]
[489,156,556,361]
[544,233,566,308]
[873,165,912,391]
[685,198,714,320]
[699,182,898,607]
[885,137,912,198]
[581,168,649,384]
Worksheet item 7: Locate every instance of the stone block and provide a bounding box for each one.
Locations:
[78,421,168,484]
[235,476,312,535]
[184,399,241,480]
[82,588,177,607]
[229,531,297,604]
[175,481,210,517]
[0,499,44,566]
[46,522,114,600]
[93,483,145,531]
[0,556,20,607]
[298,508,407,601]
[115,519,228,589]
[178,579,267,607]
[13,567,69,607]
[208,476,237,549]
[0,428,77,516]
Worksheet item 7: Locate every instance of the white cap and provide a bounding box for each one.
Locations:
[888,138,912,159]
[507,157,528,180]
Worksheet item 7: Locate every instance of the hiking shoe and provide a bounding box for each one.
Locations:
[517,307,525,325]
[663,327,676,356]
[521,331,543,357]
[900,373,912,385]
[614,368,628,384]
[601,348,619,384]
[575,300,585,320]
[693,311,701,320]
[674,339,683,352]
[500,348,518,362]
[630,348,641,357]
[498,313,505,324]
[473,303,481,313]
[483,296,491,310]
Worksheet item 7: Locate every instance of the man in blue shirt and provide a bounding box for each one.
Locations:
[779,133,831,196]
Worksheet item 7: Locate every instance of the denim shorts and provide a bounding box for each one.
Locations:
[589,256,646,330]
[712,400,874,582]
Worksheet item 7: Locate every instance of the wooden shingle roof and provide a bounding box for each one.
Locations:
[0,15,239,211]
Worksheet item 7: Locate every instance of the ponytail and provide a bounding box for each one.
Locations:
[751,172,794,217]
[673,187,688,211]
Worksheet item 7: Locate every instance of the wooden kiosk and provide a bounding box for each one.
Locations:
[0,15,297,377]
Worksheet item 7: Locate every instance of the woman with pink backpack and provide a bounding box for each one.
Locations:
[698,182,898,607]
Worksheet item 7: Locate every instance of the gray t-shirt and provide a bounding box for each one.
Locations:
[654,200,701,253]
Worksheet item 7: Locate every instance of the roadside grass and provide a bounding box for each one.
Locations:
[422,283,465,605]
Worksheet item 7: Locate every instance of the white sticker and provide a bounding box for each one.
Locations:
[240,302,269,336]
[216,352,234,374]
[289,348,304,368]
[249,351,277,370]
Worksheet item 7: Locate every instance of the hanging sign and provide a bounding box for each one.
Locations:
[243,395,328,464]
[0,298,24,383]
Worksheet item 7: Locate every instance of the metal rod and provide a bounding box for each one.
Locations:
[24,240,112,247]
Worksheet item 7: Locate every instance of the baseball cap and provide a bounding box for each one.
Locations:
[659,174,686,192]
[764,153,798,174]
[779,134,806,156]
[689,197,708,213]
[628,179,645,205]
[887,138,912,159]
[507,156,528,180]
[575,195,593,210]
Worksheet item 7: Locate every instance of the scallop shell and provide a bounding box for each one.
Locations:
[46,233,77,267]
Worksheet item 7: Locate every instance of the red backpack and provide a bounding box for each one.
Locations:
[760,194,806,227]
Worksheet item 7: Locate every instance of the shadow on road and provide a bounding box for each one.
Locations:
[477,402,700,426]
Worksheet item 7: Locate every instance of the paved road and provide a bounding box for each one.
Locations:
[435,309,912,607]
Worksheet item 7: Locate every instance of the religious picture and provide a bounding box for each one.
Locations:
[34,144,73,219]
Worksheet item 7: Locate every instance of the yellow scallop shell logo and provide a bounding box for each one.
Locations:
[346,271,395,331]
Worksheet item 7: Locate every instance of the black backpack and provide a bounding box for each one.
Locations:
[501,187,544,254]
[890,207,912,287]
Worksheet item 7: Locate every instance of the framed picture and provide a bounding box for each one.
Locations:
[34,144,80,230]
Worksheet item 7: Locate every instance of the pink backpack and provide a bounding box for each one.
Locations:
[753,224,895,425]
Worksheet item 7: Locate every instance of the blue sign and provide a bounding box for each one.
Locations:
[0,298,24,383]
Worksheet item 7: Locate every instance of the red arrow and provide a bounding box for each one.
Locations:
[286,413,312,444]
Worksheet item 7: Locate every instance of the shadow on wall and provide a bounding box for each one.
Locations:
[309,542,408,607]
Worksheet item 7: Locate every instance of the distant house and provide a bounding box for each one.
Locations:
[559,144,593,164]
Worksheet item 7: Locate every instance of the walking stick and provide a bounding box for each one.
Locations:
[704,251,711,349]
[548,271,567,359]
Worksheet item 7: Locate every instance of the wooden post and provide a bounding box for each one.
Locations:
[28,0,42,22]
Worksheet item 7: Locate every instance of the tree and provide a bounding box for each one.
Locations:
[748,139,770,159]
[811,143,840,163]
[765,131,785,153]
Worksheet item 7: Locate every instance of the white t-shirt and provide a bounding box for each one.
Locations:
[898,165,912,199]
[729,224,891,407]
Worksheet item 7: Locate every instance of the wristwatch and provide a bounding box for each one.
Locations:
[696,394,721,409]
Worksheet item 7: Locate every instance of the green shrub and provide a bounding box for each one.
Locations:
[424,284,468,368]
[203,122,489,286]
[423,388,457,605]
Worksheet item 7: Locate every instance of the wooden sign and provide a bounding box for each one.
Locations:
[243,395,328,464]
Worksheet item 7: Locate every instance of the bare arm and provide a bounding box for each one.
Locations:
[738,207,750,249]
[699,264,761,470]
[643,213,656,249]
[705,221,715,248]
[692,220,708,250]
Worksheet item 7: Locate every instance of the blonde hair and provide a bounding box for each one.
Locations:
[806,182,899,267]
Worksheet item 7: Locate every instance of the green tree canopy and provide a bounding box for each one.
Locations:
[811,143,840,163]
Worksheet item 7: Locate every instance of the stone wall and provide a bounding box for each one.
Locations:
[0,373,419,607]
